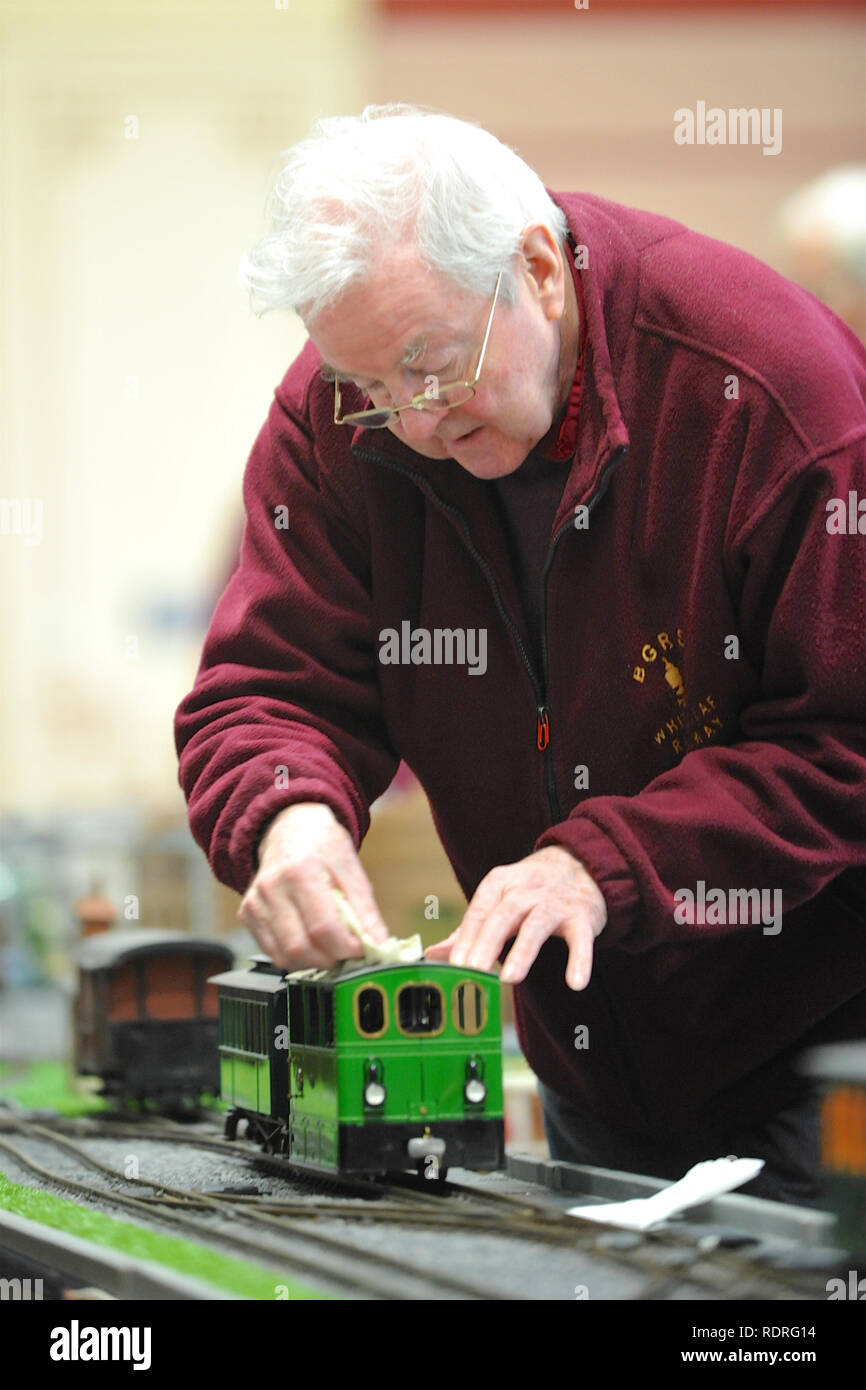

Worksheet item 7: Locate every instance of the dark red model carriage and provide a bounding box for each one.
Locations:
[73,928,234,1103]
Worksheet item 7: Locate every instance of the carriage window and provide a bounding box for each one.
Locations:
[354,985,387,1038]
[397,984,443,1035]
[225,998,239,1048]
[453,981,487,1035]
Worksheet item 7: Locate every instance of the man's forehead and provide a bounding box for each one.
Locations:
[311,285,472,381]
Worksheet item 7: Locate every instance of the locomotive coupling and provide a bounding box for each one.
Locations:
[407,1136,446,1159]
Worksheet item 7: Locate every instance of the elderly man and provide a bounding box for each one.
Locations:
[175,105,866,1204]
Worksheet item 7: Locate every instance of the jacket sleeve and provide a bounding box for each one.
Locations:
[174,364,399,894]
[536,436,866,949]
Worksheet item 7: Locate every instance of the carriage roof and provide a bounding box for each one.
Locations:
[75,928,234,972]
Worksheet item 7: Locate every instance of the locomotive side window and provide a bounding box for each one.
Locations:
[321,990,335,1048]
[354,984,388,1038]
[396,984,444,1036]
[300,985,335,1047]
[452,981,487,1035]
[305,987,320,1045]
[288,984,304,1044]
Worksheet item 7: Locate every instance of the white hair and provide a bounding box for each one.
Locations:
[238,103,569,320]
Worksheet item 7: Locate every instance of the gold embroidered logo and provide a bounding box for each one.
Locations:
[662,657,685,704]
[631,627,724,753]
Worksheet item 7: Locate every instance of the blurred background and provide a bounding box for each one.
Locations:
[1,0,863,1144]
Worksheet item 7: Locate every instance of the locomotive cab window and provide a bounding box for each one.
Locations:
[396,983,444,1036]
[302,985,335,1048]
[452,981,487,1035]
[353,984,388,1038]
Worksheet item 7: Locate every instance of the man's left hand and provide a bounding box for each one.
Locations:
[425,845,607,990]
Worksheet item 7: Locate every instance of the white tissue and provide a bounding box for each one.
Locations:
[567,1156,765,1230]
[334,888,424,965]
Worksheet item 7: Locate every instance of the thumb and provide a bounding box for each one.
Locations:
[425,931,458,961]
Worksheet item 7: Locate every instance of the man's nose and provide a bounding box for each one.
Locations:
[397,403,450,441]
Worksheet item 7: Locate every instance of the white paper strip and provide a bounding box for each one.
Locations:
[567,1156,765,1230]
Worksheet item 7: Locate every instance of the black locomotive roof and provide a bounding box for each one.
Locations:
[219,955,494,986]
[75,928,235,972]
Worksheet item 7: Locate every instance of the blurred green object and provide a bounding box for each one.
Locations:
[0,1059,108,1115]
[0,1172,330,1300]
[0,856,68,988]
[0,1059,225,1117]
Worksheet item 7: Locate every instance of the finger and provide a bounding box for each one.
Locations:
[334,865,391,944]
[242,865,351,966]
[425,932,458,962]
[498,904,563,984]
[457,894,536,974]
[560,916,596,991]
[238,908,280,962]
[449,871,509,966]
[240,890,334,970]
[249,856,363,963]
[291,872,368,961]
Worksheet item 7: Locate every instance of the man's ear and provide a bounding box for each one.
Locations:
[518,222,566,321]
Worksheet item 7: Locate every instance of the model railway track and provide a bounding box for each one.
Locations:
[0,1115,829,1299]
[0,1117,591,1245]
[0,1123,516,1300]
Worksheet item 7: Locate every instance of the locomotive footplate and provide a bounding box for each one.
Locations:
[338,1118,504,1175]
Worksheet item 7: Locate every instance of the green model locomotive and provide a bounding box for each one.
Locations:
[210,955,505,1178]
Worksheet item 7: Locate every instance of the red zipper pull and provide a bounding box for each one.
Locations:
[536,707,550,751]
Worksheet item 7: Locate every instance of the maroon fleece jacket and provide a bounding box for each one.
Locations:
[175,192,866,1141]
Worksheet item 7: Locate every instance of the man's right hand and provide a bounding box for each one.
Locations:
[236,801,390,970]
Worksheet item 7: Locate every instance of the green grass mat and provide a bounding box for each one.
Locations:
[0,1170,332,1300]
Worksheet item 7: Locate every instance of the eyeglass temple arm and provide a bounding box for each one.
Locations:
[471,270,503,383]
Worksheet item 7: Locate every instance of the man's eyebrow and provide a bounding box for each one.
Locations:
[400,338,428,367]
[319,361,378,386]
[318,336,456,386]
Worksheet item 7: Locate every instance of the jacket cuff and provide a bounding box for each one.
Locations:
[219,780,365,895]
[534,815,641,944]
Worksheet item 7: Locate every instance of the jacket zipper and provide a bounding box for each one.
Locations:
[351,442,628,824]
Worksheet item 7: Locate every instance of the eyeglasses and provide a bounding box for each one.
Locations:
[333,270,503,428]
